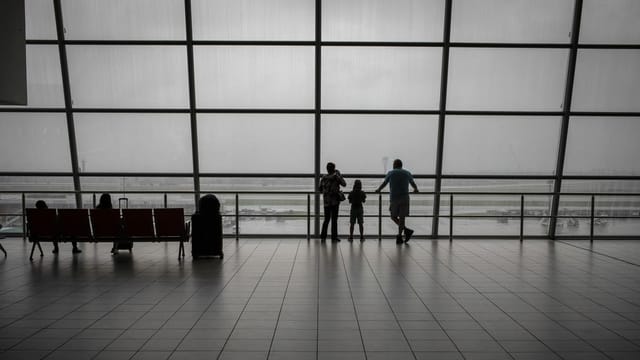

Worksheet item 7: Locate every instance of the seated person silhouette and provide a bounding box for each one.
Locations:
[191,194,223,259]
[36,200,81,254]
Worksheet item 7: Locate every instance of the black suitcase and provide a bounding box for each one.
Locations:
[191,194,224,259]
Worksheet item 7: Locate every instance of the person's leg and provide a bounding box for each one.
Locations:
[330,205,339,242]
[321,205,330,242]
[72,241,81,253]
[349,210,355,241]
[52,240,59,254]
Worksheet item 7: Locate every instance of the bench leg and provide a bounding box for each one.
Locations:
[0,243,6,256]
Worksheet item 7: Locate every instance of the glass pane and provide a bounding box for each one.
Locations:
[61,0,185,40]
[581,0,640,44]
[451,0,574,43]
[200,178,314,192]
[0,46,64,108]
[556,194,640,237]
[321,115,438,174]
[80,177,194,192]
[67,46,189,108]
[439,193,549,236]
[443,116,561,175]
[198,114,314,173]
[25,0,56,40]
[192,0,314,40]
[74,113,193,173]
[322,0,444,42]
[194,46,314,109]
[447,48,568,111]
[322,47,442,110]
[564,117,640,176]
[561,180,640,194]
[0,176,74,192]
[442,179,555,193]
[572,50,640,112]
[0,113,71,171]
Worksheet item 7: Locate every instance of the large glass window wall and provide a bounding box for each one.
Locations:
[2,0,639,239]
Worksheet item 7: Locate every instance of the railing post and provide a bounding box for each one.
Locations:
[235,193,239,241]
[520,194,524,242]
[449,194,453,243]
[590,194,595,243]
[164,193,168,208]
[22,193,26,240]
[307,193,311,241]
[378,192,382,241]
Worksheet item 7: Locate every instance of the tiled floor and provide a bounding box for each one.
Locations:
[1,238,639,360]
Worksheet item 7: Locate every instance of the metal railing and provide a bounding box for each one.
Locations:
[0,190,639,241]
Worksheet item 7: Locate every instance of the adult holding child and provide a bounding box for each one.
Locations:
[319,162,346,243]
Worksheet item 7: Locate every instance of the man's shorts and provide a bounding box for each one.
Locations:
[350,207,364,225]
[389,196,410,218]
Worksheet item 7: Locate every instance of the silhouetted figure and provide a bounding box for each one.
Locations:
[96,193,113,210]
[95,193,119,254]
[36,200,81,254]
[191,194,224,259]
[319,162,346,243]
[375,159,419,244]
[348,179,366,242]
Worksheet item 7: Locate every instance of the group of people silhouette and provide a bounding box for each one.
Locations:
[320,158,419,244]
[34,158,418,255]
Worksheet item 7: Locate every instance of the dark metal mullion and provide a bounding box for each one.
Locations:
[550,0,583,239]
[314,0,322,237]
[432,0,452,238]
[184,0,200,208]
[53,0,82,209]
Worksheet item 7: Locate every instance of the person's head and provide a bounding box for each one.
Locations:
[326,162,336,174]
[199,194,221,214]
[393,159,403,169]
[35,200,48,209]
[353,179,362,191]
[98,193,112,208]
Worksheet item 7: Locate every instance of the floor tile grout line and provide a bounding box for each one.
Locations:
[213,239,283,360]
[111,238,256,359]
[465,240,640,353]
[5,245,191,357]
[357,242,429,360]
[557,240,640,267]
[265,239,303,359]
[336,243,369,359]
[412,240,567,358]
[433,240,611,358]
[361,241,465,359]
[388,241,518,359]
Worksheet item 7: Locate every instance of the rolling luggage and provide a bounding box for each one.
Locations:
[191,194,224,259]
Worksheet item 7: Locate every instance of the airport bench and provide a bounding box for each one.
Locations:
[26,208,188,260]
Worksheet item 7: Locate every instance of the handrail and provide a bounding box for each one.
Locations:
[1,190,639,240]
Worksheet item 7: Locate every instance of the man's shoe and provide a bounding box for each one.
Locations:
[404,228,414,243]
[72,247,82,254]
[396,235,404,244]
[52,247,59,254]
[360,236,365,242]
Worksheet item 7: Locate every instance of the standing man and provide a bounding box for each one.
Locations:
[375,159,419,244]
[319,162,346,243]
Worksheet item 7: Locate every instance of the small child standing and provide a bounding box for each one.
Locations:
[348,180,367,242]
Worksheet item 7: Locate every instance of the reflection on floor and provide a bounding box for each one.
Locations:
[1,238,639,360]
